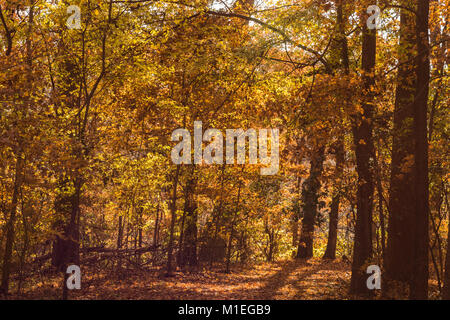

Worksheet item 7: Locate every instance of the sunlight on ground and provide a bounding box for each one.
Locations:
[10,259,353,300]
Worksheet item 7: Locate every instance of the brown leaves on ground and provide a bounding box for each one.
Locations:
[8,259,352,300]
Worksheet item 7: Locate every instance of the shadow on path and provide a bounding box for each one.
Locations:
[256,260,319,299]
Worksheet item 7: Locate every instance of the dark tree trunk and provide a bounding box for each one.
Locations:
[297,147,325,259]
[324,139,345,259]
[292,215,299,247]
[0,156,22,295]
[52,180,81,272]
[410,0,430,300]
[211,164,226,266]
[177,206,186,266]
[226,178,242,273]
[292,176,302,247]
[267,231,275,262]
[324,196,339,260]
[181,171,198,268]
[324,0,348,260]
[264,218,276,262]
[136,207,143,261]
[138,208,143,248]
[153,201,160,247]
[385,6,417,298]
[443,219,450,299]
[166,166,181,276]
[61,179,81,300]
[117,215,123,249]
[225,217,236,273]
[116,213,124,269]
[0,4,33,295]
[374,141,386,261]
[177,178,191,267]
[17,194,30,294]
[385,0,430,299]
[350,6,376,295]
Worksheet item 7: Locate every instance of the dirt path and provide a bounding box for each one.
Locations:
[10,258,352,300]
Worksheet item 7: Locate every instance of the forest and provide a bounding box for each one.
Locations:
[0,0,448,300]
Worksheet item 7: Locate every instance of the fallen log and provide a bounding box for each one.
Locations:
[30,245,160,265]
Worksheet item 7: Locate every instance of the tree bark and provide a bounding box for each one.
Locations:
[153,201,160,247]
[410,0,430,300]
[226,174,243,273]
[297,147,325,259]
[166,166,181,276]
[349,4,376,295]
[374,144,386,261]
[323,0,348,260]
[324,141,345,259]
[0,156,23,295]
[443,217,450,299]
[211,164,226,266]
[0,3,34,295]
[385,0,430,299]
[117,215,123,249]
[181,172,198,268]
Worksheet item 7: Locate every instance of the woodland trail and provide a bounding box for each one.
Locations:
[11,259,352,300]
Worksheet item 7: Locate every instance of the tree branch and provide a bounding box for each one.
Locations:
[0,6,13,56]
[205,10,331,73]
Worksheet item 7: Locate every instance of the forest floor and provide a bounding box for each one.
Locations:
[8,258,358,300]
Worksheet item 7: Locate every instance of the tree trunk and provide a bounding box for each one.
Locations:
[52,179,81,272]
[226,173,243,273]
[443,219,450,299]
[17,193,30,294]
[324,140,345,259]
[181,171,198,267]
[292,213,299,247]
[117,215,123,249]
[410,0,430,299]
[116,214,124,269]
[384,5,416,299]
[349,4,376,295]
[153,201,160,247]
[384,0,430,299]
[0,2,34,295]
[211,164,226,266]
[323,0,348,260]
[177,188,188,267]
[0,156,23,295]
[292,176,302,247]
[297,147,325,259]
[166,166,181,276]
